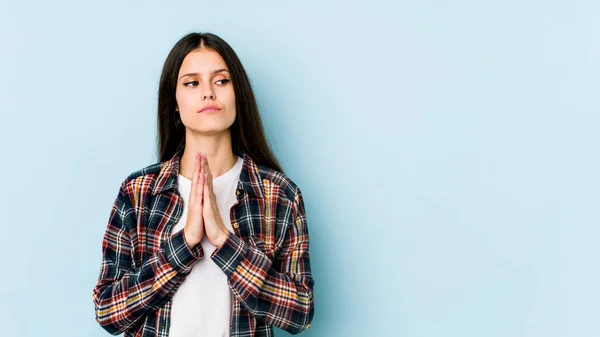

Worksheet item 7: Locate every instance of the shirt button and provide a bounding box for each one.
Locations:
[233,223,239,229]
[236,190,241,196]
[306,324,311,329]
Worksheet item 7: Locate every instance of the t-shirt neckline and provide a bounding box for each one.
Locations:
[178,155,242,185]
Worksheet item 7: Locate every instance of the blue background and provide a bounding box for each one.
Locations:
[0,1,598,336]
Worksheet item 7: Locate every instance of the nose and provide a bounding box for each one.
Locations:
[201,84,215,100]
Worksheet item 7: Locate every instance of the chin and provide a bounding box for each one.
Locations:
[191,124,233,135]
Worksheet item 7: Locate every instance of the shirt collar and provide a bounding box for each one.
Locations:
[152,143,265,198]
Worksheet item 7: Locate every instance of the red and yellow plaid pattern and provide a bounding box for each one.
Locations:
[92,144,314,336]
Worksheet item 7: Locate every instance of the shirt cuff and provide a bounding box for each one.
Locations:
[162,229,204,272]
[210,231,247,276]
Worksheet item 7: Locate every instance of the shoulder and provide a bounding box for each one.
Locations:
[125,161,163,182]
[117,160,165,198]
[251,161,302,203]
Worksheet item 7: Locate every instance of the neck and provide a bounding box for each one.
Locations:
[179,130,238,180]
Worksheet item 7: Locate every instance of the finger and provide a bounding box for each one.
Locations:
[196,153,206,203]
[202,154,211,178]
[190,152,199,204]
[207,172,218,207]
[197,169,204,226]
[202,173,212,213]
[199,166,205,203]
[199,153,206,200]
[200,152,205,176]
[203,155,214,190]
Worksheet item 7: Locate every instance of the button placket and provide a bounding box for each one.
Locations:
[230,190,243,236]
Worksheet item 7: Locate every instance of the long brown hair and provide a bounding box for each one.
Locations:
[156,32,282,173]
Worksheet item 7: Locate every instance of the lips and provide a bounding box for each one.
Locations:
[198,105,222,113]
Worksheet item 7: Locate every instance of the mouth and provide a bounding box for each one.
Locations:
[198,106,222,113]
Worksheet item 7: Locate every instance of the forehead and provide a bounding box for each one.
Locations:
[178,48,228,74]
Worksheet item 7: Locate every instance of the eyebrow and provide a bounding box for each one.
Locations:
[179,68,230,80]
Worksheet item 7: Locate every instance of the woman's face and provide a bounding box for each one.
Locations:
[175,47,236,135]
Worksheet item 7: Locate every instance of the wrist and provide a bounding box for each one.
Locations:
[183,228,200,248]
[217,230,230,248]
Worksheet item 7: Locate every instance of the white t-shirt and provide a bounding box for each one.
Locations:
[168,155,244,337]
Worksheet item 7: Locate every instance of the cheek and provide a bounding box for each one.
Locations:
[175,90,190,109]
[175,90,184,108]
[224,89,236,109]
[176,87,202,107]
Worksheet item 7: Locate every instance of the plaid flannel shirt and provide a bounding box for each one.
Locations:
[92,144,314,336]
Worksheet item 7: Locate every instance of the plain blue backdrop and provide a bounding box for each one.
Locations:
[0,0,598,336]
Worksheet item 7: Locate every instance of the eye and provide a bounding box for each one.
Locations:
[183,81,199,87]
[215,79,230,86]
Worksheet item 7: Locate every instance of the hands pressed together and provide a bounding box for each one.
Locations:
[183,152,231,250]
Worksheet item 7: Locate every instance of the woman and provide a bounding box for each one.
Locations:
[92,32,314,337]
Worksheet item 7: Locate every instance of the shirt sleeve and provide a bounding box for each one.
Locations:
[92,180,204,335]
[210,186,315,334]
